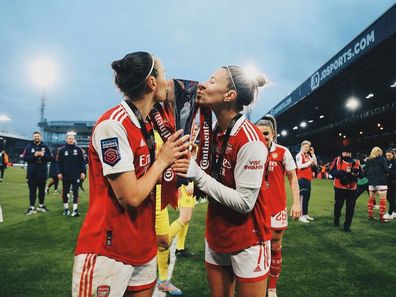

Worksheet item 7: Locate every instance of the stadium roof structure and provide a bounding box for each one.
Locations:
[261,4,396,155]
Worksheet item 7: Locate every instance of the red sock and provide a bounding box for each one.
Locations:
[368,197,375,218]
[269,248,282,289]
[379,199,386,221]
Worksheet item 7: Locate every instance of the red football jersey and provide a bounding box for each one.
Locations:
[206,115,271,253]
[267,143,297,215]
[75,100,157,265]
[296,151,313,181]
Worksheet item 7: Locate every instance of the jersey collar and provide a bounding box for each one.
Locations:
[213,114,246,136]
[121,100,141,128]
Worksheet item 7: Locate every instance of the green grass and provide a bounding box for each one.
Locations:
[1,167,395,296]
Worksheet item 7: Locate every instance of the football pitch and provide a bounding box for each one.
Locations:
[0,166,395,297]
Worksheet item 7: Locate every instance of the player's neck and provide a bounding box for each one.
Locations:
[131,96,155,120]
[214,109,239,132]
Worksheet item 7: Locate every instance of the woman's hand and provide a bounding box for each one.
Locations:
[290,202,302,220]
[156,129,190,169]
[172,158,191,178]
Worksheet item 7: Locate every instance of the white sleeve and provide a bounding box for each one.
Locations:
[284,149,297,171]
[234,141,267,188]
[186,140,267,214]
[296,152,311,169]
[92,120,135,176]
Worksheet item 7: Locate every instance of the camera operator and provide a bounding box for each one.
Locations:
[329,146,363,232]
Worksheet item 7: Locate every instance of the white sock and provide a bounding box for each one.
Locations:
[64,203,69,209]
[39,204,44,208]
[73,204,78,211]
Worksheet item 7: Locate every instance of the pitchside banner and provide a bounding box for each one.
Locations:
[269,4,396,117]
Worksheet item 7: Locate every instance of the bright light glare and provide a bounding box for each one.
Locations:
[308,120,314,123]
[281,130,287,136]
[243,64,259,82]
[365,93,374,99]
[293,126,298,130]
[31,58,56,88]
[346,97,360,110]
[319,115,325,119]
[300,121,307,128]
[390,82,396,88]
[0,115,11,122]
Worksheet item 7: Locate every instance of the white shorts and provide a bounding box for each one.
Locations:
[369,185,388,192]
[72,254,157,297]
[205,240,271,282]
[271,208,288,230]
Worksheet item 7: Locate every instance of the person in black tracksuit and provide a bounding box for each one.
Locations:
[22,131,52,214]
[46,148,60,194]
[57,134,86,217]
[385,149,396,219]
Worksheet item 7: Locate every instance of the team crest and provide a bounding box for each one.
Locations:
[97,285,111,297]
[101,137,121,166]
[271,153,278,159]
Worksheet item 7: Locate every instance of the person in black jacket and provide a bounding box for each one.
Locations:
[384,149,396,220]
[22,131,52,214]
[365,146,390,222]
[57,133,86,217]
[45,148,60,194]
[329,146,364,232]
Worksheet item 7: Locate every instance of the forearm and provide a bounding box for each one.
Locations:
[192,164,259,214]
[287,171,300,205]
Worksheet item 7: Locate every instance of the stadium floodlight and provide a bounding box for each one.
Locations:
[377,123,381,127]
[380,127,384,130]
[0,115,11,122]
[390,82,396,88]
[293,126,298,130]
[346,97,360,110]
[242,63,260,82]
[360,131,363,135]
[343,135,346,139]
[0,115,11,132]
[339,133,342,136]
[308,120,314,123]
[300,121,307,128]
[31,58,56,89]
[365,93,374,99]
[281,130,287,136]
[319,115,325,119]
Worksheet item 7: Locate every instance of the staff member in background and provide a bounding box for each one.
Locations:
[329,146,363,232]
[0,150,8,182]
[57,133,86,217]
[46,148,60,194]
[22,131,52,215]
[296,140,317,223]
[384,149,396,220]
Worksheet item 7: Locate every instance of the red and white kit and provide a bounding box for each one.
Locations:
[296,151,314,180]
[202,115,272,282]
[72,100,157,296]
[266,143,296,230]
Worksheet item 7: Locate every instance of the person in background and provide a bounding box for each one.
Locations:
[365,147,389,222]
[355,153,369,200]
[22,131,52,214]
[383,149,396,220]
[46,148,60,194]
[296,140,317,223]
[57,133,86,217]
[329,146,363,232]
[0,150,8,182]
[256,117,301,297]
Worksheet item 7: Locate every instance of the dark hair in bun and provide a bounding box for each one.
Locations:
[223,66,267,111]
[111,51,158,99]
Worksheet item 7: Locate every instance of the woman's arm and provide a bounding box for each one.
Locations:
[286,170,301,219]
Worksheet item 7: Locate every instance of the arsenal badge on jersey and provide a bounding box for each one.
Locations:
[101,137,121,166]
[97,285,111,297]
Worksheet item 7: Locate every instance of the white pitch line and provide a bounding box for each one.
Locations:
[152,240,177,297]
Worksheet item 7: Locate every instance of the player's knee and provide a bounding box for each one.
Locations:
[157,238,169,250]
[271,240,282,251]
